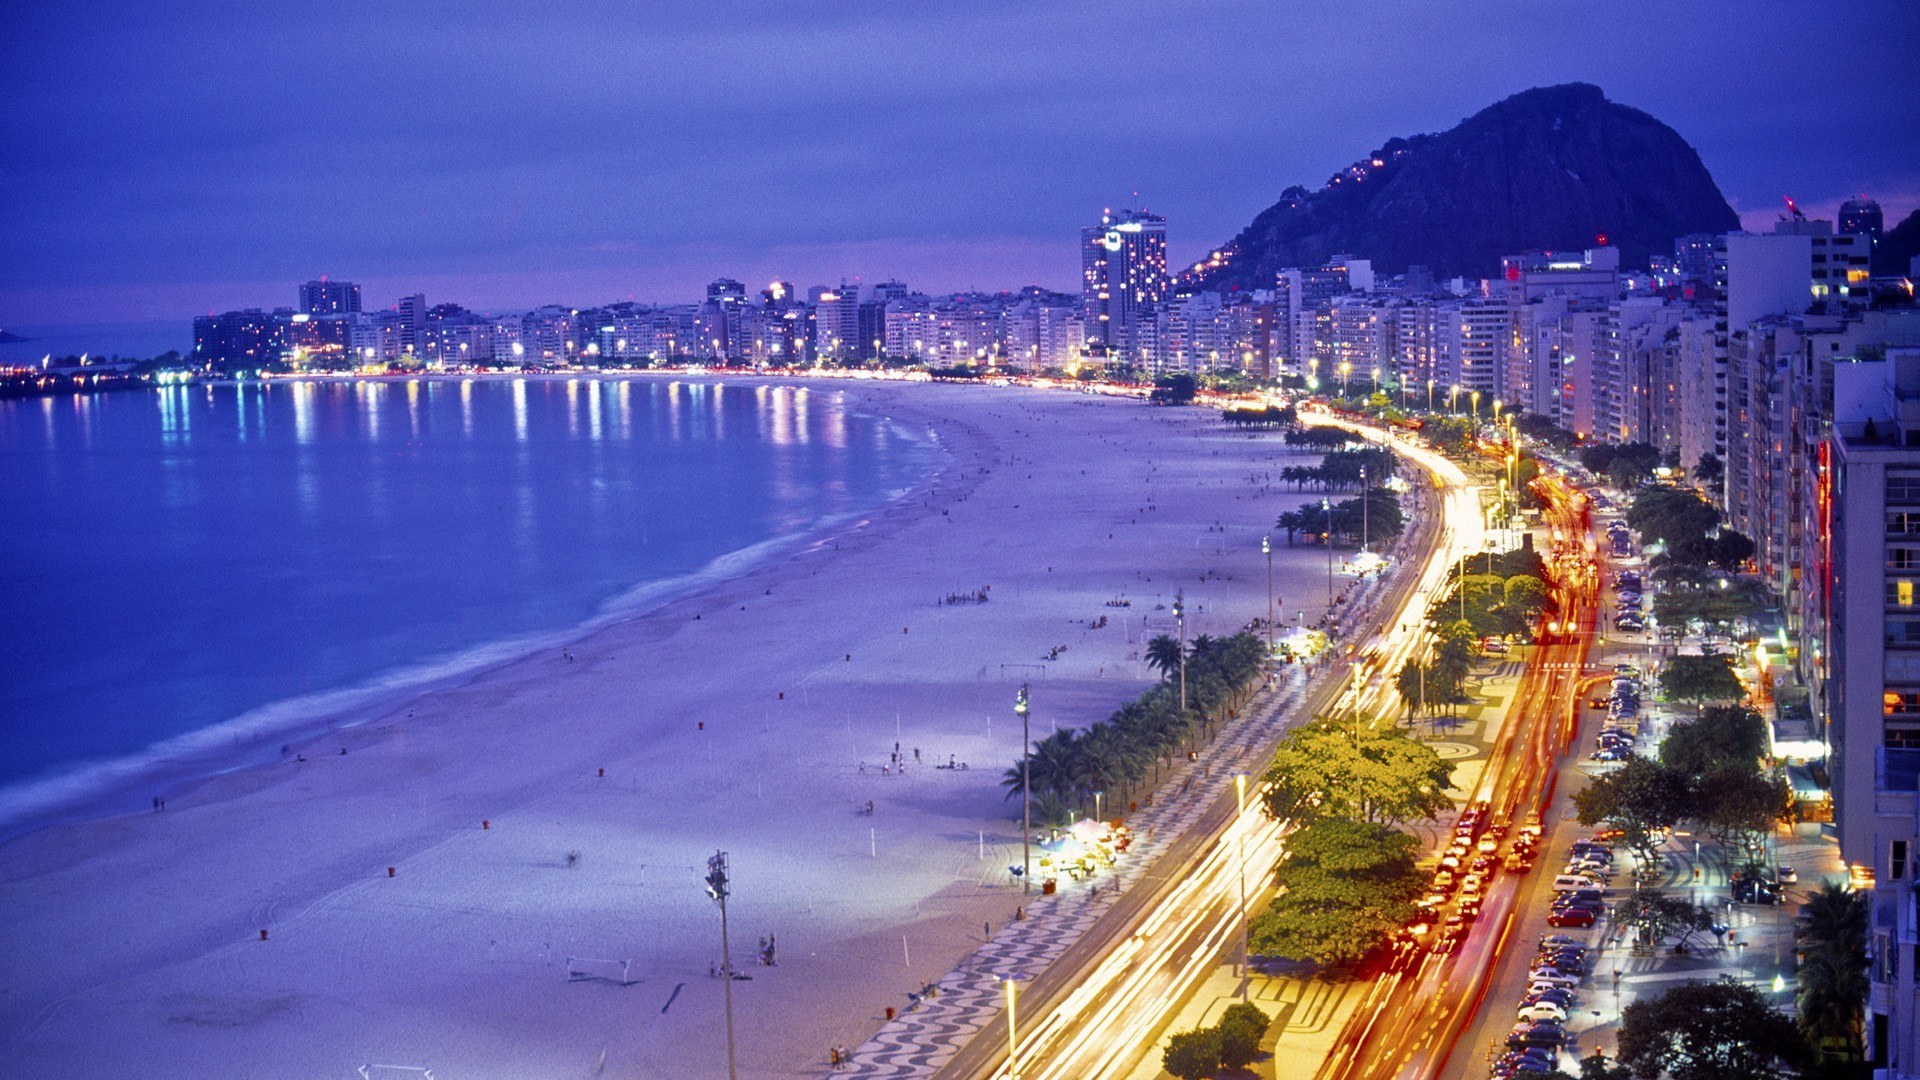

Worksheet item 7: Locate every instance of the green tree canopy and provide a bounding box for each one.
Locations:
[1573,756,1691,867]
[1659,653,1746,713]
[1659,705,1768,776]
[1616,979,1812,1080]
[1162,1026,1221,1079]
[1259,719,1455,826]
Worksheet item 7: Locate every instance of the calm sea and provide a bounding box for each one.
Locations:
[0,377,939,824]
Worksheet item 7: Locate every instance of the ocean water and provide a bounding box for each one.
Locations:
[0,377,939,823]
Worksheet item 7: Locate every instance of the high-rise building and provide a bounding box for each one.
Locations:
[1081,208,1168,357]
[1825,346,1920,1072]
[300,278,361,316]
[1839,196,1885,241]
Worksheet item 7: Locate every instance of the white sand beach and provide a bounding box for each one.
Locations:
[0,380,1354,1078]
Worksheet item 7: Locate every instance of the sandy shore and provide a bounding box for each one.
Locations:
[0,380,1347,1078]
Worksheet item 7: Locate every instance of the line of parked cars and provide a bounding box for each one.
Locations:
[1490,834,1618,1076]
[1591,665,1642,763]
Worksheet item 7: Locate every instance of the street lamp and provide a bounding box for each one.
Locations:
[1235,773,1250,994]
[1324,497,1335,616]
[1016,685,1031,894]
[1492,398,1504,426]
[1173,593,1187,715]
[1263,535,1275,680]
[1005,975,1023,1080]
[1340,360,1352,397]
[1360,464,1370,555]
[1470,390,1482,424]
[1427,378,1436,412]
[705,851,739,1080]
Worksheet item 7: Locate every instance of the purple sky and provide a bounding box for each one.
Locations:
[3,1,1916,325]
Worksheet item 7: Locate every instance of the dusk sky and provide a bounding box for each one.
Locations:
[3,1,1916,327]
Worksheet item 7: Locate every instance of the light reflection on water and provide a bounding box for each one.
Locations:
[0,378,938,797]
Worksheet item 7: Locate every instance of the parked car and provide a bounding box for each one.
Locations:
[1516,1001,1568,1023]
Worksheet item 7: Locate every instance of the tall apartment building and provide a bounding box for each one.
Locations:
[1276,266,1350,372]
[300,278,362,316]
[1825,347,1920,1074]
[812,284,861,362]
[1081,208,1168,358]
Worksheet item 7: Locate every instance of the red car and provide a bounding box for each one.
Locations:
[1547,908,1596,928]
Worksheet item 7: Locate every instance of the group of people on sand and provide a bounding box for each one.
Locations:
[860,744,970,779]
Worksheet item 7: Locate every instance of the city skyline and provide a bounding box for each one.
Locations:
[2,1,1916,327]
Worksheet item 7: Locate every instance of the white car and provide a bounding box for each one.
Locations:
[1516,1001,1568,1023]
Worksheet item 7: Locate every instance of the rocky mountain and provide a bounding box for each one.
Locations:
[1186,83,1740,288]
[1875,208,1920,276]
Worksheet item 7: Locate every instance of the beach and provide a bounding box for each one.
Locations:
[0,380,1346,1078]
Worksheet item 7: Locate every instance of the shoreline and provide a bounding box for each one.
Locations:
[0,381,1344,1078]
[0,374,957,841]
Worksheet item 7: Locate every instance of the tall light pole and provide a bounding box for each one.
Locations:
[1015,685,1031,894]
[1470,390,1482,425]
[705,851,739,1080]
[1234,773,1250,995]
[1323,497,1335,616]
[1340,360,1352,397]
[1005,976,1023,1080]
[1173,592,1187,715]
[1263,535,1275,679]
[1427,378,1436,412]
[1360,464,1370,556]
[1448,384,1461,414]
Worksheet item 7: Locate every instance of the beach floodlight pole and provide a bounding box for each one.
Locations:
[705,851,739,1080]
[1173,592,1187,715]
[1005,976,1022,1080]
[1360,464,1370,556]
[1262,535,1274,679]
[1015,684,1031,894]
[1323,498,1334,616]
[1235,773,1250,993]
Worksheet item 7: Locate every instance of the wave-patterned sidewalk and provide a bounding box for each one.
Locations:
[825,504,1419,1078]
[828,662,1326,1078]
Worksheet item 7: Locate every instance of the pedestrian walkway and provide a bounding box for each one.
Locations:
[824,486,1422,1077]
[830,666,1323,1076]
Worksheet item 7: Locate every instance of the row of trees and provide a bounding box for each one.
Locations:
[1272,445,1399,491]
[1579,440,1668,489]
[1274,488,1407,547]
[1629,484,1757,570]
[1001,633,1268,826]
[1245,719,1455,968]
[1572,704,1791,870]
[1222,404,1297,429]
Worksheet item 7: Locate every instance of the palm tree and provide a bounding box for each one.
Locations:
[1797,880,1869,1062]
[1145,634,1183,682]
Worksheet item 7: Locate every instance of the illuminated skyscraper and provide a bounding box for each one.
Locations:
[1081,208,1168,358]
[299,278,361,316]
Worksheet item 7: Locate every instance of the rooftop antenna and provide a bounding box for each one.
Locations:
[1782,195,1807,223]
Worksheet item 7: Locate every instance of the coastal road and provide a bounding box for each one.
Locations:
[934,412,1487,1080]
[1312,471,1600,1080]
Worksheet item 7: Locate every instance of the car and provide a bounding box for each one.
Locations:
[1593,748,1629,762]
[1527,968,1581,988]
[1504,852,1532,873]
[1470,855,1495,874]
[1507,1022,1568,1048]
[1547,908,1596,928]
[1478,834,1501,854]
[1430,928,1464,954]
[1537,949,1587,970]
[1555,889,1606,908]
[1550,874,1601,892]
[1779,865,1799,883]
[1517,1001,1568,1023]
[1540,934,1587,948]
[1482,639,1511,655]
[1432,870,1456,890]
[1524,991,1575,1013]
